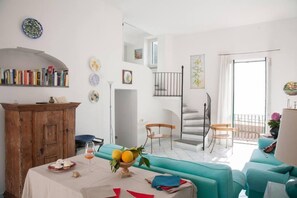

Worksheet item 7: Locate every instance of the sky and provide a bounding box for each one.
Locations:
[234,60,266,116]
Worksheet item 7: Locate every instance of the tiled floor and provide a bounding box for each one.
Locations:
[143,138,258,197]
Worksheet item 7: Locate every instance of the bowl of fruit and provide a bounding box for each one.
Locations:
[110,146,150,177]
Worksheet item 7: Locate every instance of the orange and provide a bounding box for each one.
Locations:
[112,149,122,161]
[121,150,134,163]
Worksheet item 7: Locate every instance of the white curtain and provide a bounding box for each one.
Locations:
[217,56,233,124]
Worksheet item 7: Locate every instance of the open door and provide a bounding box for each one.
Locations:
[232,58,268,141]
[115,89,138,147]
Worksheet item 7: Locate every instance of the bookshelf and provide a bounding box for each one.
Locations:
[0,47,69,87]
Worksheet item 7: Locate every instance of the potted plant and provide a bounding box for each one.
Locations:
[268,112,281,139]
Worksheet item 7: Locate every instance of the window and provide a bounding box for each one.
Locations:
[146,38,158,68]
[152,41,158,65]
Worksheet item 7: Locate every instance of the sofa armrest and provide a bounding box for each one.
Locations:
[258,137,275,149]
[246,168,290,194]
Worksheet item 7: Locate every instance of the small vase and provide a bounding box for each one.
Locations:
[270,127,279,139]
[49,97,55,104]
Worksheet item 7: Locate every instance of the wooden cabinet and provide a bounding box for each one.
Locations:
[1,102,80,198]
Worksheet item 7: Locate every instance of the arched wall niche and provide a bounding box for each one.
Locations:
[0,47,68,70]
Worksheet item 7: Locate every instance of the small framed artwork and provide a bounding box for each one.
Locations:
[190,54,205,89]
[122,70,132,84]
[134,49,143,59]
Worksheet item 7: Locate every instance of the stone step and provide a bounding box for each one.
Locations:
[182,131,204,136]
[183,106,198,113]
[183,110,199,114]
[183,113,204,120]
[174,139,203,145]
[183,119,209,126]
[174,139,204,151]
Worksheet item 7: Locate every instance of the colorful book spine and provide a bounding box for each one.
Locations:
[0,65,68,87]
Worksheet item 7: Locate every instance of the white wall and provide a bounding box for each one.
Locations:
[163,18,297,123]
[0,1,173,193]
[120,62,175,145]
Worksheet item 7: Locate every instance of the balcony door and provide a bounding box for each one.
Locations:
[232,58,268,141]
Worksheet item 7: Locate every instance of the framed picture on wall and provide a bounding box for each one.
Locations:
[122,70,132,84]
[134,49,143,59]
[190,54,205,89]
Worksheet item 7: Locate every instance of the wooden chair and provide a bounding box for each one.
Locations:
[144,123,176,153]
[208,124,237,153]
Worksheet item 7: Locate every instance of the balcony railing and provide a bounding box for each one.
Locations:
[233,114,266,141]
[153,71,183,97]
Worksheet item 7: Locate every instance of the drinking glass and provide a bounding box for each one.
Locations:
[84,141,95,171]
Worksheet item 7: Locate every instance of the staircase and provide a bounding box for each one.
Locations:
[153,66,211,150]
[175,93,211,150]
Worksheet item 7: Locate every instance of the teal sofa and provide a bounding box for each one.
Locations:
[242,137,297,198]
[95,144,246,198]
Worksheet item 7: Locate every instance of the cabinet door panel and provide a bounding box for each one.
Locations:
[33,111,63,166]
[64,109,76,157]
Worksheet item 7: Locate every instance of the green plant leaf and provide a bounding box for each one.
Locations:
[138,157,144,167]
[142,157,150,168]
[110,159,120,173]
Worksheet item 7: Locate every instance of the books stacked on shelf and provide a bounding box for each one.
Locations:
[0,66,69,87]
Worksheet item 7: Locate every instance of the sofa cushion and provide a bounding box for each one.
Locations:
[268,164,293,174]
[232,169,246,198]
[291,167,297,177]
[242,161,276,175]
[249,149,283,166]
[232,170,246,189]
[258,137,276,150]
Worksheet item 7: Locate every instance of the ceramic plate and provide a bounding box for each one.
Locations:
[89,90,99,103]
[89,73,100,86]
[89,57,101,72]
[48,161,76,173]
[283,82,297,96]
[22,18,43,39]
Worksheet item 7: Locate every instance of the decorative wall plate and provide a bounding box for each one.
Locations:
[89,90,99,103]
[122,70,132,84]
[89,73,100,86]
[22,18,43,39]
[284,82,297,96]
[89,57,101,72]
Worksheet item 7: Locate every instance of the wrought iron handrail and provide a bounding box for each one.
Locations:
[153,70,183,97]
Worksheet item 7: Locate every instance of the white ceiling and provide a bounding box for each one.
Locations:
[106,0,297,35]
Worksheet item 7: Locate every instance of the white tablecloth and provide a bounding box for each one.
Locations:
[22,155,197,198]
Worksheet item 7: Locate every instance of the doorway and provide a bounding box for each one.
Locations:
[115,89,137,147]
[232,58,268,141]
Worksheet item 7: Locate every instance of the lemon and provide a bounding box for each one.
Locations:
[121,150,134,163]
[112,149,122,161]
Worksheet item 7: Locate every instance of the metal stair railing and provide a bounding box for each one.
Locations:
[202,93,211,150]
[153,69,183,97]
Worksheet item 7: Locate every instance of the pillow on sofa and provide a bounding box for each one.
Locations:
[268,164,293,174]
[263,140,277,153]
